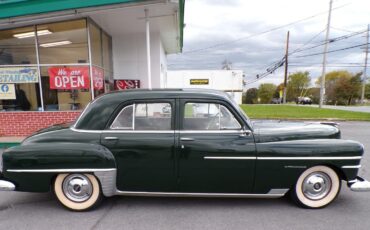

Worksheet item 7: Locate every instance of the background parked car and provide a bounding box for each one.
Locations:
[271,98,282,104]
[296,97,312,105]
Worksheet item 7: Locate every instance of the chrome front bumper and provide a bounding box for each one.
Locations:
[0,180,15,191]
[348,177,370,192]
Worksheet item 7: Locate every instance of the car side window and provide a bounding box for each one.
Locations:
[183,102,241,130]
[111,103,172,130]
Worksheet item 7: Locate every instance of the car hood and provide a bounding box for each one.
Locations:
[252,120,341,143]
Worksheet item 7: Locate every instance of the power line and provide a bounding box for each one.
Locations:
[181,2,351,54]
[295,43,369,58]
[289,29,366,55]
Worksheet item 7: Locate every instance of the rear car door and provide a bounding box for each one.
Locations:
[178,99,256,193]
[101,99,176,192]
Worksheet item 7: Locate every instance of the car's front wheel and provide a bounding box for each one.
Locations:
[54,173,102,211]
[291,165,341,208]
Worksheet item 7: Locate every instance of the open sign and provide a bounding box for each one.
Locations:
[48,67,90,90]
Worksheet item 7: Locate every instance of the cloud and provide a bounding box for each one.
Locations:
[169,0,370,89]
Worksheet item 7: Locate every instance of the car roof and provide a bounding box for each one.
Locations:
[75,88,235,130]
[102,88,231,100]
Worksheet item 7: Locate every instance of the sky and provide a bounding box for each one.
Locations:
[167,0,370,89]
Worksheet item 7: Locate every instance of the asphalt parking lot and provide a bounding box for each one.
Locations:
[0,121,370,230]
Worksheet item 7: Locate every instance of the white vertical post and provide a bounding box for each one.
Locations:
[319,0,333,108]
[34,25,45,111]
[361,24,369,104]
[87,20,95,100]
[145,9,152,89]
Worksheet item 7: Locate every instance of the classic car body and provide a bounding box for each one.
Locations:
[0,89,369,210]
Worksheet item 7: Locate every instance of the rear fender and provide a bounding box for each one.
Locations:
[1,143,116,193]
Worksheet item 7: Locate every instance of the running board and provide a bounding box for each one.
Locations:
[115,189,289,198]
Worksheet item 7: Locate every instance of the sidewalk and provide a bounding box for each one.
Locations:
[0,137,25,148]
[307,105,370,113]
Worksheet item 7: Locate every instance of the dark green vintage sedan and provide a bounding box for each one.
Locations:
[0,89,369,211]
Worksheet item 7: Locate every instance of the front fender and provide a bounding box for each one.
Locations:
[254,139,364,193]
[1,143,116,192]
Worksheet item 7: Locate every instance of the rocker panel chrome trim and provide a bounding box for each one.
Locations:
[342,165,361,169]
[115,189,289,198]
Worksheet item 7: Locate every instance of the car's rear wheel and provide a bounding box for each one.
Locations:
[291,165,341,209]
[54,173,102,211]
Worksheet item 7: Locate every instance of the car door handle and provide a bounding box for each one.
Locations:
[180,137,195,141]
[104,137,118,140]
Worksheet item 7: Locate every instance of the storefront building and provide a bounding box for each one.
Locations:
[0,0,184,136]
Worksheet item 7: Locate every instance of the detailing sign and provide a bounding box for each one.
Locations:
[0,84,16,100]
[190,79,209,85]
[0,67,39,83]
[114,80,140,90]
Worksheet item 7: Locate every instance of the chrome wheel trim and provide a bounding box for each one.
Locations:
[62,174,93,203]
[302,172,332,201]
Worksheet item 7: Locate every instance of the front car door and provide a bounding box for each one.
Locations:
[178,99,256,193]
[101,99,176,192]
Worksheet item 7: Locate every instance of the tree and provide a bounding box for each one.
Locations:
[286,71,311,102]
[333,73,362,105]
[366,83,370,99]
[258,83,276,104]
[316,71,362,105]
[244,88,258,104]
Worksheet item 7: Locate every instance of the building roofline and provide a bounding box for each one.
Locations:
[0,0,185,51]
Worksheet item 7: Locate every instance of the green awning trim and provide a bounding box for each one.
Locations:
[179,0,185,51]
[0,0,144,19]
[0,0,185,52]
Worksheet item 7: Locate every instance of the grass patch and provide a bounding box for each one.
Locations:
[240,104,370,121]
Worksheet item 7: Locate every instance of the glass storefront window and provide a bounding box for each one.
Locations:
[0,18,113,112]
[38,19,89,64]
[40,66,91,111]
[0,26,37,65]
[102,32,113,71]
[0,66,40,111]
[89,23,103,67]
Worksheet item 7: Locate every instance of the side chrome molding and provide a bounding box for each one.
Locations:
[6,168,117,173]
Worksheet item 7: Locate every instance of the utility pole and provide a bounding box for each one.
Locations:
[283,31,290,104]
[361,24,369,104]
[319,0,333,108]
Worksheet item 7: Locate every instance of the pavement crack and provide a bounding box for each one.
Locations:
[90,199,115,230]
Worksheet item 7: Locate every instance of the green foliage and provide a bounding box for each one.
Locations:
[258,83,276,104]
[366,83,370,99]
[244,88,258,104]
[307,87,320,104]
[286,71,311,102]
[316,70,362,105]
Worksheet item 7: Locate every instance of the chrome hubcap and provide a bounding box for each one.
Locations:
[62,174,93,202]
[302,172,332,200]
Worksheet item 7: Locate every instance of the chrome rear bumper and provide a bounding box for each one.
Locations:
[348,177,370,192]
[0,180,15,191]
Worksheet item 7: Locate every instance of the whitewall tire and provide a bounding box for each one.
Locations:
[292,165,341,209]
[54,173,102,211]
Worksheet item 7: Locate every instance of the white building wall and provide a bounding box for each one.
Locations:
[159,40,168,88]
[112,32,162,88]
[166,70,244,104]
